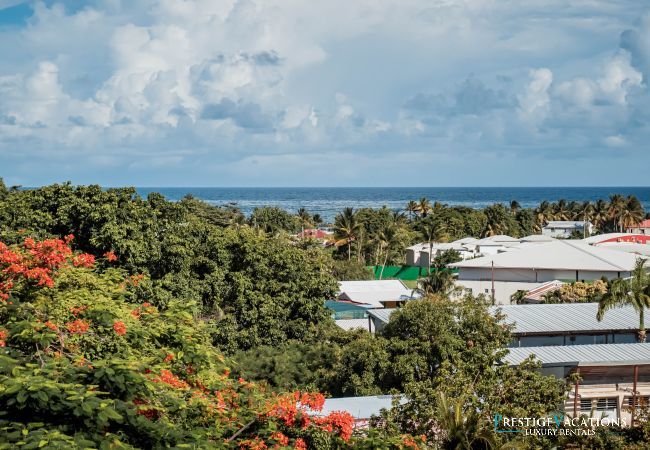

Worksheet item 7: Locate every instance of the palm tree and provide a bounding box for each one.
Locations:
[575,201,594,222]
[417,270,456,297]
[419,220,442,272]
[375,225,401,279]
[415,197,432,218]
[312,213,323,227]
[592,199,609,232]
[297,207,312,237]
[534,201,553,229]
[597,258,650,342]
[435,392,498,450]
[509,200,521,213]
[553,199,571,221]
[334,208,360,260]
[405,200,418,220]
[620,196,645,232]
[391,210,407,227]
[608,194,626,232]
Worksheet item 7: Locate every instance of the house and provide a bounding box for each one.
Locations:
[503,343,650,423]
[583,233,650,257]
[517,280,564,303]
[368,303,643,345]
[494,303,640,347]
[449,240,638,304]
[337,280,415,308]
[473,235,521,255]
[542,221,593,238]
[627,219,650,235]
[335,318,374,333]
[405,237,478,267]
[583,233,650,245]
[296,228,333,240]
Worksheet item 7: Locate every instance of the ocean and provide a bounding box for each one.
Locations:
[134,187,650,223]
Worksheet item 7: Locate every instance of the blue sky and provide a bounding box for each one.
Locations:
[0,0,649,187]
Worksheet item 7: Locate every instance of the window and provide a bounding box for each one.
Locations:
[626,396,650,407]
[580,399,593,411]
[596,398,617,411]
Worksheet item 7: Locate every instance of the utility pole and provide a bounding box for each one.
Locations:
[491,260,495,303]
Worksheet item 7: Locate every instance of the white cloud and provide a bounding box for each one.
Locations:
[0,0,649,185]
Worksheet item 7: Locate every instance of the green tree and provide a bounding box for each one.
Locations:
[597,258,650,342]
[334,207,361,261]
[249,206,300,233]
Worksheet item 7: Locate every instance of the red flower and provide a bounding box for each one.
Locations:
[164,353,174,362]
[152,369,189,389]
[113,321,127,336]
[73,253,95,268]
[70,305,88,316]
[66,319,90,334]
[294,438,307,450]
[269,432,289,446]
[44,321,58,331]
[103,251,117,262]
[0,329,8,347]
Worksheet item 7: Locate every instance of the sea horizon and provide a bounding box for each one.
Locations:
[120,186,650,223]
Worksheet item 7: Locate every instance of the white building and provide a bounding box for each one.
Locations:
[450,240,638,304]
[542,221,593,238]
[405,237,478,267]
[337,280,415,308]
[504,343,650,423]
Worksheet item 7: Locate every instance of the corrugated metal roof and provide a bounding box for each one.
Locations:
[450,240,638,271]
[522,280,564,302]
[335,319,372,332]
[313,395,405,419]
[504,343,650,367]
[366,308,396,324]
[492,303,643,334]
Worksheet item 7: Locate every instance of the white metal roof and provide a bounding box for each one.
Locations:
[521,234,556,243]
[338,280,412,307]
[544,221,591,228]
[339,280,409,293]
[367,308,396,324]
[314,395,406,419]
[503,343,650,367]
[335,318,372,332]
[450,240,638,272]
[597,242,650,257]
[582,233,632,244]
[492,303,643,334]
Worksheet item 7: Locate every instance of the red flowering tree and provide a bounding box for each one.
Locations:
[0,237,424,449]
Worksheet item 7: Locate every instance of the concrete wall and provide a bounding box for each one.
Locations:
[458,267,626,284]
[455,279,544,304]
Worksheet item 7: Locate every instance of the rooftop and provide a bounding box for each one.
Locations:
[366,308,396,325]
[338,280,413,307]
[503,343,650,367]
[450,240,638,272]
[544,221,591,228]
[313,395,405,419]
[492,303,643,334]
[335,318,371,332]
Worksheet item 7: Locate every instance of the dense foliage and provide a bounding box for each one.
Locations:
[2,180,650,449]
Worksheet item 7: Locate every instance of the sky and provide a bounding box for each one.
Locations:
[0,0,649,187]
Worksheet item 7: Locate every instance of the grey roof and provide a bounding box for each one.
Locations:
[316,395,405,419]
[504,343,650,367]
[450,240,638,271]
[367,308,397,324]
[492,303,643,334]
